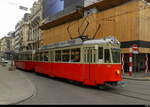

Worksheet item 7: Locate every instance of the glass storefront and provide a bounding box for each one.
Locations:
[123,54,150,73]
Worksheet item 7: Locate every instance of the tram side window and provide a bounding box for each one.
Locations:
[71,48,80,62]
[29,54,32,60]
[44,52,49,61]
[37,54,40,61]
[26,54,29,60]
[49,51,54,62]
[40,53,44,61]
[98,47,103,59]
[26,54,28,60]
[104,49,111,63]
[21,54,23,60]
[18,55,20,60]
[24,54,26,60]
[33,54,36,61]
[98,47,103,63]
[62,49,70,62]
[25,54,31,60]
[35,53,39,61]
[112,48,121,63]
[22,54,24,60]
[19,54,23,60]
[23,54,26,60]
[55,50,62,62]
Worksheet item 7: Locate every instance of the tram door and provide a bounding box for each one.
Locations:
[83,47,97,83]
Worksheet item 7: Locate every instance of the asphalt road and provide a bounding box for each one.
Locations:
[18,71,150,105]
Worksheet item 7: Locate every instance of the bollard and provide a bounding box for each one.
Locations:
[8,60,16,71]
[128,50,133,76]
[8,66,16,71]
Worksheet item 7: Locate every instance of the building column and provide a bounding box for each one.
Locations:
[121,54,124,74]
[145,54,149,74]
[129,48,133,76]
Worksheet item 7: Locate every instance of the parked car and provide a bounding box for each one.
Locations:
[1,58,9,63]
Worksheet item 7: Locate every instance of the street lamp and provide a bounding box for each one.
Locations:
[8,2,28,11]
[19,5,28,11]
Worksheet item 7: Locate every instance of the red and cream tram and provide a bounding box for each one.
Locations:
[15,37,122,87]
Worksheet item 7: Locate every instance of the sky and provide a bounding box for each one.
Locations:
[0,0,37,39]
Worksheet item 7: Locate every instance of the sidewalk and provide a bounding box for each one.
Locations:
[123,71,150,81]
[0,63,36,105]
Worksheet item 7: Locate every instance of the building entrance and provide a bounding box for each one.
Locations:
[123,54,148,73]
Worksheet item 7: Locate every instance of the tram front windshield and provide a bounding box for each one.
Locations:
[112,48,121,63]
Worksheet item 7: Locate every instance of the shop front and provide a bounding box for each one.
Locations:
[121,42,150,76]
[123,54,149,73]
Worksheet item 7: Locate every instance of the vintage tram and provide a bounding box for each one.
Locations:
[15,37,122,87]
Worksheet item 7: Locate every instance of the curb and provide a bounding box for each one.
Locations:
[0,65,37,105]
[11,70,37,105]
[123,76,150,81]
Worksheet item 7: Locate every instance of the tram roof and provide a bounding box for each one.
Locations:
[83,36,120,45]
[41,36,120,50]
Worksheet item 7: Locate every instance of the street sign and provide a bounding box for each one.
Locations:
[132,44,139,54]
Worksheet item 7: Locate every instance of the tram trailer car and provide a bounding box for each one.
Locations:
[15,51,36,71]
[15,37,122,87]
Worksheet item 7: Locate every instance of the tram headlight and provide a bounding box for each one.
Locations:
[116,70,121,75]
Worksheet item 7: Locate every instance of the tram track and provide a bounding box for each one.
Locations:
[107,90,150,103]
[19,71,150,104]
[120,86,150,96]
[19,70,150,103]
[120,88,150,96]
[81,81,150,103]
[27,72,150,103]
[103,86,150,103]
[122,81,150,94]
[126,81,150,86]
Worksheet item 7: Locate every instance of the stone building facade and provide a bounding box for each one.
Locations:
[28,0,43,50]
